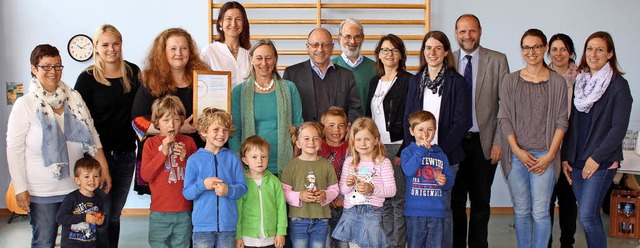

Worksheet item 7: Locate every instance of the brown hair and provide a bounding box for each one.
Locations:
[520,28,550,69]
[348,117,386,170]
[249,38,281,79]
[74,154,102,177]
[150,95,186,128]
[373,34,407,75]
[241,135,271,158]
[196,108,236,139]
[86,24,134,93]
[291,122,324,145]
[577,31,624,75]
[418,31,455,72]
[30,44,60,77]
[216,1,251,50]
[408,110,436,131]
[320,106,347,125]
[142,28,208,97]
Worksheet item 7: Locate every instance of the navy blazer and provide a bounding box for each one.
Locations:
[365,70,413,142]
[401,68,472,165]
[561,74,633,170]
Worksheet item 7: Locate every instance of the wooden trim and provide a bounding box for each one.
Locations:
[212,34,425,41]
[277,50,420,56]
[208,0,213,43]
[424,0,431,33]
[321,4,426,9]
[120,209,151,216]
[213,3,316,8]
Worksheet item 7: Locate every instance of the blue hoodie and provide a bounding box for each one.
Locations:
[401,142,454,218]
[183,147,248,232]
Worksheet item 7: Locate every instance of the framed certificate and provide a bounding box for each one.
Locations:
[193,70,231,121]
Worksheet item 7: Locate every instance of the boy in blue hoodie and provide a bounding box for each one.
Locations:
[183,108,248,247]
[401,110,454,248]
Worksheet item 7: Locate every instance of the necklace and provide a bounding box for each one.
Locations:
[254,79,274,91]
[373,77,396,115]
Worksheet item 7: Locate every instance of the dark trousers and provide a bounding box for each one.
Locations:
[548,173,577,248]
[451,133,497,248]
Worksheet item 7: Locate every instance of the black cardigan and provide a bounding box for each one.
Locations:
[365,70,413,142]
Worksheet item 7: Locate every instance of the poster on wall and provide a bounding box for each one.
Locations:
[192,70,231,122]
[6,82,24,105]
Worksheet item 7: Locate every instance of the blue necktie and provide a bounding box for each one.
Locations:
[464,55,473,99]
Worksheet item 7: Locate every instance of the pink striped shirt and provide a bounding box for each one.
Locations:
[340,156,396,208]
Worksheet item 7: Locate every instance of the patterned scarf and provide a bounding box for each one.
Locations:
[30,78,97,180]
[574,63,613,113]
[549,61,579,87]
[240,74,293,176]
[419,65,447,97]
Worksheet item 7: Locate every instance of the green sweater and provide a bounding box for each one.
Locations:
[332,56,377,115]
[236,171,288,239]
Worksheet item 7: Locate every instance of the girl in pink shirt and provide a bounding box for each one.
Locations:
[332,117,396,248]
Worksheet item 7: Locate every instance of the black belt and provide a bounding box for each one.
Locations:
[464,132,480,140]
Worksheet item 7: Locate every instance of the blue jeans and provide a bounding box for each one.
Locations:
[289,217,328,248]
[507,151,555,248]
[193,230,236,248]
[442,163,458,248]
[405,216,443,248]
[332,205,385,247]
[29,201,62,248]
[97,151,136,248]
[148,211,192,248]
[571,167,616,248]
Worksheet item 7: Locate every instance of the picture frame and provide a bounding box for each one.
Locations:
[192,70,231,121]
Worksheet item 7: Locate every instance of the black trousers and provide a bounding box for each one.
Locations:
[451,133,497,248]
[548,172,577,248]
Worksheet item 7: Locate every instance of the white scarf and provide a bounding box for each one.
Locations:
[574,63,613,113]
[30,78,97,180]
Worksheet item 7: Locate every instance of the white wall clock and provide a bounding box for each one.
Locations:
[68,34,94,62]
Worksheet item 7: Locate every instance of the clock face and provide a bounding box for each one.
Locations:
[68,34,94,62]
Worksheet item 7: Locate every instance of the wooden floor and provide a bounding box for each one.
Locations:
[0,212,638,247]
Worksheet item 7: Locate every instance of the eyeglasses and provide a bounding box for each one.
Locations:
[341,34,363,41]
[521,44,544,53]
[307,42,334,49]
[37,65,64,71]
[380,48,401,55]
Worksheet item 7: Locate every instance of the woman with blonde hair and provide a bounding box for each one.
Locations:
[74,24,141,247]
[131,28,208,194]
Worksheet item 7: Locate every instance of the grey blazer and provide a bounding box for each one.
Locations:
[283,60,362,122]
[453,46,510,159]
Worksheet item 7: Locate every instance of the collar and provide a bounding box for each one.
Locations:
[341,53,363,68]
[459,47,480,62]
[309,60,335,79]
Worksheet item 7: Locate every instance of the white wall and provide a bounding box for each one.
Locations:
[1,0,639,209]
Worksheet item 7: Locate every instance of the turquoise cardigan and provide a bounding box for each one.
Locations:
[236,170,288,239]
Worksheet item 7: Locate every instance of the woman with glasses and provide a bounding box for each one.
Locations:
[73,24,141,248]
[546,33,578,248]
[229,38,303,177]
[6,44,109,247]
[200,1,251,89]
[561,31,632,248]
[497,29,568,248]
[401,30,471,248]
[365,34,413,248]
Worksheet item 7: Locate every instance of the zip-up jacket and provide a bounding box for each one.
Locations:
[183,147,248,232]
[236,171,287,239]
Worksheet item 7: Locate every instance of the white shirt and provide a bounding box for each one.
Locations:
[423,90,442,145]
[371,78,402,144]
[200,41,251,89]
[6,92,102,196]
[457,48,480,132]
[340,53,364,68]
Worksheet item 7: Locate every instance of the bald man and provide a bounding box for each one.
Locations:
[284,28,361,123]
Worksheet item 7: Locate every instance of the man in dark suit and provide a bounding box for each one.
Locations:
[451,14,510,248]
[283,28,361,123]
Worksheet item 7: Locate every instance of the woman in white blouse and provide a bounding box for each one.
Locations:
[6,44,109,247]
[200,1,251,88]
